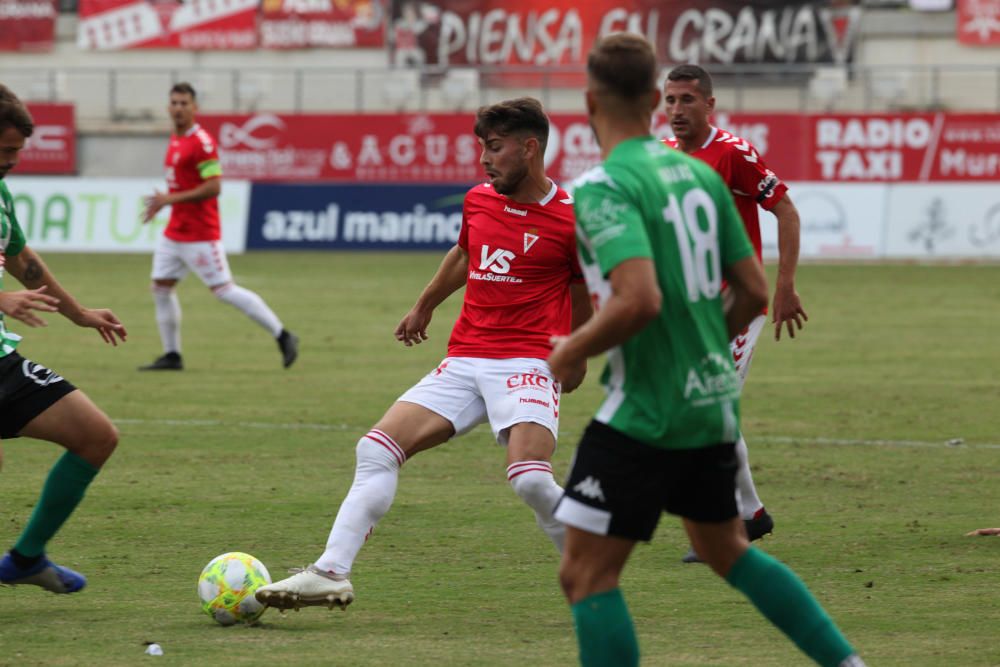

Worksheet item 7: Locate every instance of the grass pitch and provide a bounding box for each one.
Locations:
[2,252,1000,666]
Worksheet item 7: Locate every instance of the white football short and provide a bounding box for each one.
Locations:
[397,356,561,446]
[151,237,232,287]
[731,314,767,387]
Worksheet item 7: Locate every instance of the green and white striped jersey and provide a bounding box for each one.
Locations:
[0,180,27,357]
[571,136,755,450]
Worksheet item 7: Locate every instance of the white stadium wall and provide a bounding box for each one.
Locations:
[4,177,998,260]
[760,182,1000,261]
[4,177,250,253]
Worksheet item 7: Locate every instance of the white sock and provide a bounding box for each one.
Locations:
[152,285,181,354]
[213,283,283,337]
[314,430,405,575]
[507,460,565,552]
[735,434,765,520]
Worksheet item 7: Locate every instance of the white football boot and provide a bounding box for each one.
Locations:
[255,565,354,611]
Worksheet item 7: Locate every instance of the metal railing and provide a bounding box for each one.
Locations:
[2,63,998,125]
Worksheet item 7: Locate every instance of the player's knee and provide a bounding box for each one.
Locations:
[558,555,590,603]
[212,284,233,302]
[80,419,119,468]
[508,468,557,511]
[356,434,404,472]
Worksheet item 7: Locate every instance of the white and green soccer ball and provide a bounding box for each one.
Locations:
[197,552,272,626]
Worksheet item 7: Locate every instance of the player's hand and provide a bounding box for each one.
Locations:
[74,307,128,346]
[966,528,1000,536]
[560,358,587,394]
[142,190,170,224]
[0,286,59,327]
[548,335,583,388]
[772,283,808,341]
[394,307,432,347]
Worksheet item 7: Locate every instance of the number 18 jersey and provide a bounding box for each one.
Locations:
[571,136,755,450]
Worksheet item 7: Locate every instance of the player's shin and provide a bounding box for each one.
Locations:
[507,461,565,552]
[734,434,765,519]
[726,547,862,667]
[571,588,640,667]
[213,283,283,337]
[12,452,99,560]
[313,431,405,575]
[152,285,182,353]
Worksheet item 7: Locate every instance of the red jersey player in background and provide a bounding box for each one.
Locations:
[140,83,298,371]
[663,64,808,563]
[256,98,592,612]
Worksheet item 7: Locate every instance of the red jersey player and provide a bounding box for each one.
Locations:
[663,65,808,562]
[256,98,593,612]
[140,83,298,371]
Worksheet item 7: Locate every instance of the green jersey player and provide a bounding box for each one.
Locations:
[548,34,865,667]
[0,84,127,594]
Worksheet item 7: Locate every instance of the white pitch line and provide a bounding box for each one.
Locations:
[759,435,1000,450]
[113,418,353,432]
[112,418,1000,450]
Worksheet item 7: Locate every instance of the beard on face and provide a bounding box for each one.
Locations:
[493,162,528,196]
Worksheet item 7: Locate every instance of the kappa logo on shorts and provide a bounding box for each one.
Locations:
[21,360,64,387]
[573,476,606,502]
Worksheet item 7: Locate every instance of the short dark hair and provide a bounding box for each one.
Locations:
[171,82,197,99]
[666,64,714,98]
[474,97,548,150]
[587,33,658,100]
[0,84,34,138]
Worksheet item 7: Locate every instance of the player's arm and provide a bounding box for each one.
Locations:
[549,258,660,385]
[5,245,127,345]
[569,282,593,332]
[722,256,768,340]
[143,177,220,223]
[714,167,769,340]
[770,194,808,341]
[394,244,469,346]
[558,281,594,393]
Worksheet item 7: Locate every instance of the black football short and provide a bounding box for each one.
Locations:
[0,352,77,439]
[553,420,739,542]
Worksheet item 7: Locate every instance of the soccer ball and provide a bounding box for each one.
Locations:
[197,552,272,626]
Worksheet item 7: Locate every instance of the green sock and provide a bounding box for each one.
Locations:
[571,588,639,667]
[726,547,856,667]
[13,452,99,558]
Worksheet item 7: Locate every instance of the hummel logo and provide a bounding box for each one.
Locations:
[504,205,527,217]
[573,476,606,502]
[524,233,539,253]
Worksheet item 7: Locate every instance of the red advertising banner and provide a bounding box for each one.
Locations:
[957,0,1000,45]
[19,103,76,175]
[198,112,1000,184]
[260,0,384,48]
[387,0,860,79]
[77,0,259,50]
[712,112,1000,182]
[0,0,56,51]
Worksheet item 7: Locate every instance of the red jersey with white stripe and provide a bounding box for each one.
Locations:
[163,123,222,242]
[665,127,787,260]
[449,180,583,359]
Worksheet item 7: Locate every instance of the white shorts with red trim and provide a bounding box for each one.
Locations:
[397,356,561,446]
[731,314,767,388]
[151,236,232,287]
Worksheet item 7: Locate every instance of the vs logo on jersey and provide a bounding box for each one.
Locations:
[479,246,516,274]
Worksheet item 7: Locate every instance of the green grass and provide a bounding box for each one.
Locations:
[2,253,1000,666]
